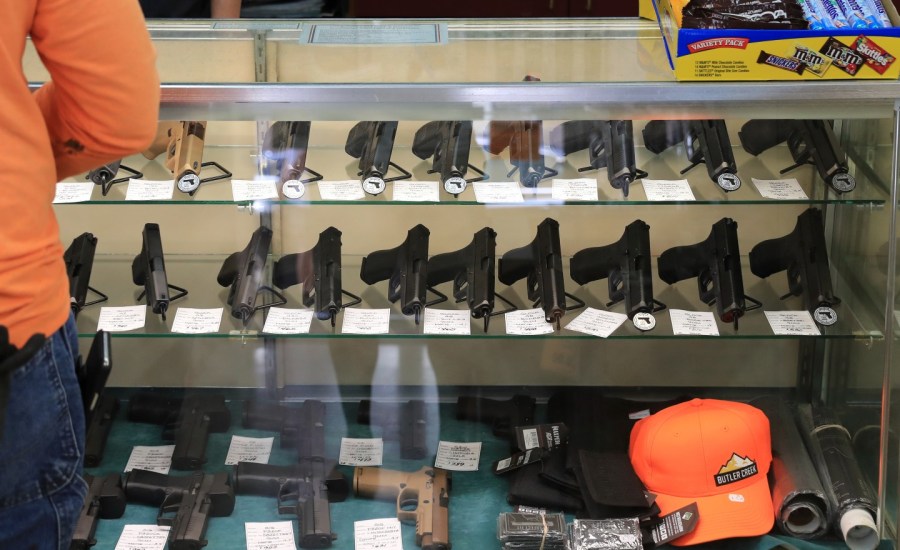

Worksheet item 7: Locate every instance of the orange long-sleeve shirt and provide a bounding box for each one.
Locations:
[1,0,160,347]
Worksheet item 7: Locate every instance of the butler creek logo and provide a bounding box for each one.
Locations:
[714,453,758,486]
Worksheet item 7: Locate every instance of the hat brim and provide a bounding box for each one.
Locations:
[652,475,775,546]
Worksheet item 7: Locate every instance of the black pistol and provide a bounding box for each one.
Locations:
[122,469,235,550]
[357,399,429,459]
[549,120,647,197]
[642,119,741,192]
[412,120,485,197]
[738,119,856,194]
[218,226,286,326]
[76,331,116,467]
[263,121,323,198]
[345,121,411,196]
[749,207,840,326]
[242,399,330,458]
[126,393,231,470]
[64,232,107,317]
[485,120,558,188]
[658,218,761,329]
[132,223,187,321]
[87,159,142,196]
[455,395,536,440]
[272,227,361,327]
[70,474,126,550]
[570,220,666,331]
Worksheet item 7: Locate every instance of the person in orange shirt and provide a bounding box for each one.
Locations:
[0,0,159,547]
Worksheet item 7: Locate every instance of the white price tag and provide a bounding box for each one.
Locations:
[472,181,525,203]
[318,180,366,201]
[262,308,315,335]
[434,441,482,471]
[53,181,94,203]
[114,525,170,550]
[564,307,628,338]
[392,181,440,202]
[505,308,554,335]
[231,179,279,202]
[340,308,391,335]
[97,306,147,333]
[125,179,174,201]
[551,178,599,201]
[751,178,809,200]
[423,309,471,335]
[641,179,696,202]
[339,438,383,466]
[224,436,274,466]
[124,445,175,474]
[245,521,296,550]
[354,518,403,550]
[669,309,719,336]
[171,308,223,334]
[764,311,821,336]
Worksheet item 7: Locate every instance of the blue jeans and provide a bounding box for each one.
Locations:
[0,315,86,549]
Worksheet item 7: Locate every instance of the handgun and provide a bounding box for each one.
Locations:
[86,159,143,196]
[70,474,126,550]
[143,121,232,196]
[642,119,742,192]
[262,121,323,199]
[64,232,107,317]
[218,226,285,326]
[126,393,231,470]
[738,119,856,193]
[360,224,444,324]
[749,208,841,326]
[570,220,667,331]
[122,469,235,550]
[549,120,648,197]
[498,218,583,330]
[345,121,411,196]
[658,218,761,329]
[455,395,536,440]
[357,399,428,459]
[272,227,361,327]
[354,466,451,550]
[242,399,331,458]
[485,120,558,188]
[76,331,116,467]
[412,120,485,197]
[132,223,187,321]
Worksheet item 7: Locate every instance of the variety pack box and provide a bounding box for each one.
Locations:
[652,0,900,80]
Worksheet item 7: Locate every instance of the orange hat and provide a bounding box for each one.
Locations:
[629,398,774,546]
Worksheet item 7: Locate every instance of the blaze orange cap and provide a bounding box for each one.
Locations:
[629,398,774,546]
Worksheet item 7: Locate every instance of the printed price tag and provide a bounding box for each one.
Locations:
[564,307,628,338]
[551,178,599,201]
[434,441,482,471]
[340,308,391,335]
[125,179,174,201]
[231,179,279,202]
[669,309,719,336]
[262,308,315,335]
[751,178,809,200]
[124,445,175,474]
[764,311,821,336]
[97,306,147,333]
[114,525,170,550]
[354,518,404,550]
[53,181,94,203]
[472,181,525,203]
[423,309,471,335]
[318,180,366,201]
[392,181,440,202]
[245,521,296,550]
[505,308,554,336]
[224,436,274,466]
[171,308,223,334]
[641,179,696,202]
[339,438,383,466]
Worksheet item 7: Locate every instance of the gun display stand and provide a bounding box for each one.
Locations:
[91,164,144,196]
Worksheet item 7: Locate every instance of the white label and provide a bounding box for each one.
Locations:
[669,309,720,336]
[521,428,540,450]
[97,306,147,333]
[231,179,279,202]
[423,309,471,335]
[728,493,746,503]
[114,525,170,550]
[641,179,696,202]
[53,181,94,203]
[551,178,599,201]
[124,445,175,474]
[628,409,651,420]
[318,180,366,201]
[392,181,440,202]
[505,308,555,335]
[125,179,174,201]
[262,308,315,335]
[472,181,525,203]
[340,308,391,335]
[171,307,223,334]
[339,438,383,466]
[245,521,296,550]
[354,518,404,550]
[751,178,809,200]
[224,436,274,466]
[435,441,482,471]
[564,307,628,338]
[764,311,821,336]
[302,22,447,45]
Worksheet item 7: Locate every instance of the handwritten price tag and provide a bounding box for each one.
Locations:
[434,441,481,471]
[339,438,383,466]
[354,518,403,550]
[97,306,147,333]
[341,309,390,335]
[505,309,554,335]
[171,308,223,334]
[53,181,94,203]
[124,445,175,474]
[669,309,719,336]
[245,521,296,550]
[224,436,274,466]
[551,178,598,201]
[423,309,471,335]
[114,525,170,550]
